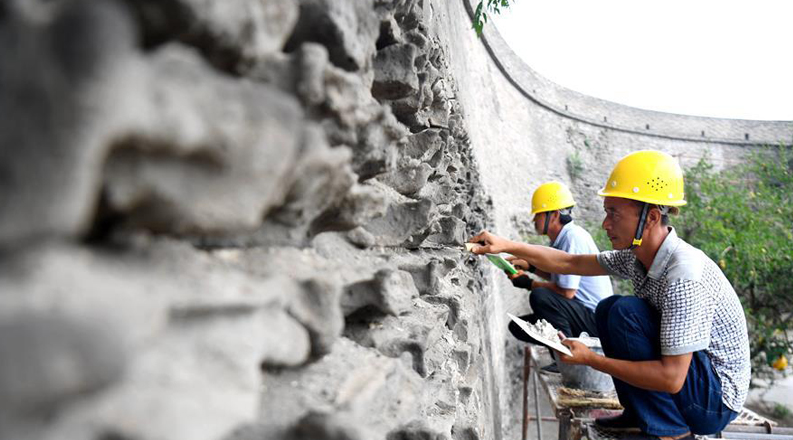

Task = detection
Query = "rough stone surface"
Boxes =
[285,0,379,72]
[103,44,305,235]
[373,43,420,100]
[362,197,438,247]
[259,338,425,439]
[270,127,358,229]
[289,278,345,358]
[0,313,126,416]
[2,0,784,439]
[123,0,300,70]
[0,0,139,247]
[342,268,419,316]
[344,298,449,377]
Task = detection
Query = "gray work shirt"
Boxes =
[551,222,613,311]
[597,227,751,412]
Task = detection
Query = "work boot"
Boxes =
[594,413,641,432]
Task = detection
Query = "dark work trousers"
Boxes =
[508,287,599,347]
[595,295,737,436]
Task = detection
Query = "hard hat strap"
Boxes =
[631,203,650,249]
[542,211,552,235]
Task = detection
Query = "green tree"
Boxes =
[472,0,514,35]
[676,147,793,376]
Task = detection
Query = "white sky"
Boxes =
[493,0,793,121]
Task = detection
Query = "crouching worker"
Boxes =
[506,182,612,371]
[469,150,750,440]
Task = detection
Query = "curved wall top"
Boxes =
[465,0,793,146]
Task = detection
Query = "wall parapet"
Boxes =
[463,0,793,147]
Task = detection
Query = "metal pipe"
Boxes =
[526,417,560,422]
[522,347,529,440]
[530,346,543,440]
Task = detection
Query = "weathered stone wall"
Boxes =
[2,1,792,440]
[0,1,499,439]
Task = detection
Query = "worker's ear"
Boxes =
[645,206,662,229]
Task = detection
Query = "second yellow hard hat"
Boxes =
[531,181,576,215]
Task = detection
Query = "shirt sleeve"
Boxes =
[596,250,634,280]
[553,273,580,290]
[659,280,714,355]
[554,231,585,290]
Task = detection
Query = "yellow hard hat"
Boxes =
[531,181,576,215]
[598,150,686,206]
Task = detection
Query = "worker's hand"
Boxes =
[506,256,529,270]
[468,230,512,255]
[506,269,525,280]
[558,338,595,366]
[509,273,533,290]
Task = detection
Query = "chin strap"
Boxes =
[542,211,552,235]
[631,203,650,249]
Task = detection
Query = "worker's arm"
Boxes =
[506,257,551,280]
[470,230,607,276]
[505,272,575,298]
[534,269,552,280]
[559,340,692,393]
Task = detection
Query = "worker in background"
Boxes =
[505,182,613,372]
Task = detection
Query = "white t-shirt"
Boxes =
[550,222,613,311]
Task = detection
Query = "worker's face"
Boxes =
[602,197,640,250]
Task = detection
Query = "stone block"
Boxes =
[0,242,318,439]
[0,313,126,416]
[346,226,377,249]
[377,16,404,50]
[270,127,358,228]
[424,216,467,246]
[0,0,138,247]
[342,269,419,317]
[373,43,419,100]
[416,181,458,206]
[398,258,456,296]
[289,278,345,358]
[451,425,480,440]
[343,299,448,377]
[260,338,422,438]
[423,294,461,329]
[288,411,364,440]
[260,308,313,368]
[353,108,403,180]
[378,159,434,196]
[452,347,471,374]
[387,420,447,440]
[285,0,379,72]
[102,45,305,236]
[403,129,447,161]
[310,183,388,234]
[296,43,330,106]
[125,0,299,69]
[394,0,431,31]
[362,198,437,247]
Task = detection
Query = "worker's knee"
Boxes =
[595,295,621,323]
[600,296,659,349]
[508,319,532,342]
[528,287,555,312]
[606,296,653,327]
